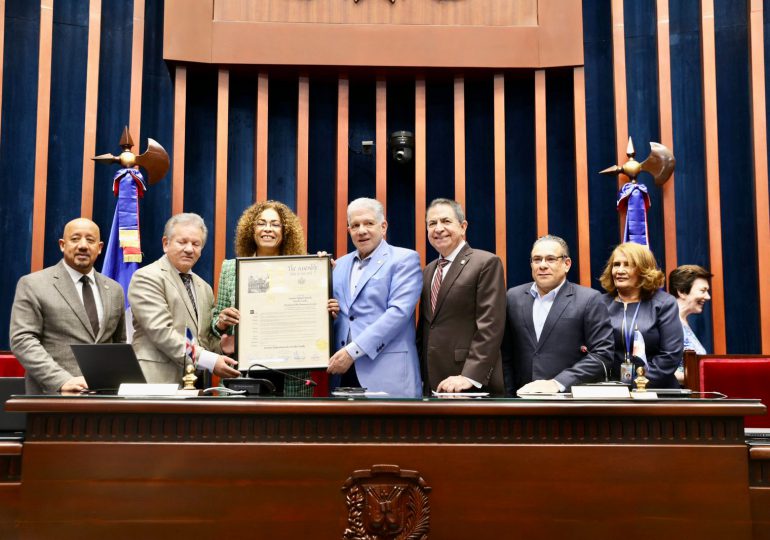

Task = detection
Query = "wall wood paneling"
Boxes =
[0,0,767,355]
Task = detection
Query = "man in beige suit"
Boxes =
[10,218,126,394]
[128,213,239,384]
[417,199,506,395]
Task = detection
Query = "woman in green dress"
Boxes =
[212,200,317,396]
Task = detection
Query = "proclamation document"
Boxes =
[235,256,332,370]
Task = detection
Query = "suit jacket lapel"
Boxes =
[350,241,389,304]
[432,243,472,317]
[520,287,538,348]
[422,258,438,321]
[52,261,96,340]
[93,272,116,341]
[537,281,573,348]
[161,256,198,329]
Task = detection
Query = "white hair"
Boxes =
[164,213,208,245]
[347,198,385,225]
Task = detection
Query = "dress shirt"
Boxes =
[529,279,566,341]
[430,241,466,283]
[528,279,567,392]
[62,263,104,326]
[345,242,379,360]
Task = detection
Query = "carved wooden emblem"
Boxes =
[342,464,431,539]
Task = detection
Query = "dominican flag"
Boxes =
[101,168,147,339]
[185,328,197,367]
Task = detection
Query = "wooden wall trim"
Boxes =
[31,0,54,272]
[376,77,387,212]
[172,66,187,214]
[128,0,145,148]
[80,0,102,219]
[213,69,229,294]
[573,67,591,287]
[493,73,507,275]
[700,0,727,354]
[415,75,426,267]
[453,76,465,206]
[297,75,309,242]
[534,69,548,237]
[611,0,629,199]
[335,75,349,258]
[749,0,770,354]
[255,72,268,202]
[656,0,677,274]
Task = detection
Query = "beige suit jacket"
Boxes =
[128,255,220,384]
[10,260,126,394]
[417,244,506,395]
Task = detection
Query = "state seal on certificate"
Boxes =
[235,255,332,370]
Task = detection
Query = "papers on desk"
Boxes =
[517,392,572,400]
[431,391,490,398]
[331,391,389,397]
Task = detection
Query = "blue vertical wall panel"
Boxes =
[714,0,760,353]
[545,68,579,274]
[183,68,217,284]
[93,0,133,272]
[504,71,537,288]
[582,0,619,290]
[669,0,713,351]
[139,0,173,265]
[267,77,297,209]
[425,77,455,263]
[0,0,40,349]
[464,75,495,254]
[307,78,337,254]
[225,71,256,259]
[624,0,665,260]
[348,78,376,203]
[386,78,415,250]
[43,1,88,268]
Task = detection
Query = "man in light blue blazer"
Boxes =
[328,198,423,398]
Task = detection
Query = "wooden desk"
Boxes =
[3,397,766,539]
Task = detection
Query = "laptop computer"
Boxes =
[70,343,147,393]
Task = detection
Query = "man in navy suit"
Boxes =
[328,198,423,398]
[502,235,614,396]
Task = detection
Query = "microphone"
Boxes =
[247,363,318,387]
[580,346,609,382]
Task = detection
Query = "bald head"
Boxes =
[60,218,103,274]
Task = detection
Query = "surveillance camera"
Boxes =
[389,131,414,164]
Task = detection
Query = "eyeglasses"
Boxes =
[530,255,567,266]
[256,221,282,230]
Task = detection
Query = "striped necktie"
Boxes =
[430,258,450,312]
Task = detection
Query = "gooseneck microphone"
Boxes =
[248,363,318,387]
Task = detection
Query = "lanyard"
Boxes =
[621,302,641,362]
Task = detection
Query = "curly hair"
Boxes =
[599,242,665,300]
[233,201,306,257]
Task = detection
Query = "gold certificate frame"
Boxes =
[235,255,332,370]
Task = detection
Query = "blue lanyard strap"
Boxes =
[621,302,641,361]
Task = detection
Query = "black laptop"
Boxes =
[70,343,147,393]
[0,377,26,432]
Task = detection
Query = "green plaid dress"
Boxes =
[213,259,314,397]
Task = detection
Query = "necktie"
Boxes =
[430,258,450,312]
[80,275,100,336]
[180,273,198,319]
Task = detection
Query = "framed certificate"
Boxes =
[235,255,332,370]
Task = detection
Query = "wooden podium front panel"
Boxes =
[5,398,763,539]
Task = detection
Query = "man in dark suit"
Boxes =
[417,199,506,395]
[10,218,126,394]
[502,235,614,395]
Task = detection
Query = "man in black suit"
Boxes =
[502,235,613,396]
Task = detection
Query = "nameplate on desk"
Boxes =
[630,391,658,400]
[118,383,179,397]
[571,384,631,399]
